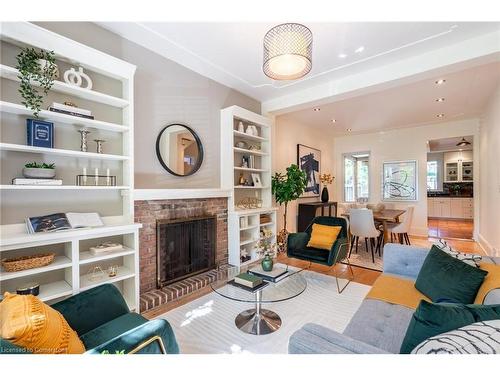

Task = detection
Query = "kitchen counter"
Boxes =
[427,196,473,219]
[427,194,473,198]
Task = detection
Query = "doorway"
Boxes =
[426,136,474,240]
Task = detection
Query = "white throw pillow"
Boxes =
[411,320,500,354]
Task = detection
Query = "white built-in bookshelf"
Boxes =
[220,106,277,266]
[0,22,140,310]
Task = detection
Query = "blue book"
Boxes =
[27,119,54,148]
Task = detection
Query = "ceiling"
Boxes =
[277,61,500,135]
[428,136,473,152]
[98,22,500,102]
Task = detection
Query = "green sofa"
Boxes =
[0,284,179,354]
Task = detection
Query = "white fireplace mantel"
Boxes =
[134,189,232,201]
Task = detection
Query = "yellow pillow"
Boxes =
[306,224,342,250]
[0,292,85,354]
[474,263,500,304]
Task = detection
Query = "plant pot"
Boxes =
[321,186,329,203]
[261,254,274,272]
[23,167,56,179]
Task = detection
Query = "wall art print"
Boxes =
[382,160,418,201]
[297,144,321,198]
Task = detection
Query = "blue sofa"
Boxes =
[288,243,500,354]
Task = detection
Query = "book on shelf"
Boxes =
[48,107,95,120]
[248,265,288,283]
[12,178,63,185]
[233,272,263,288]
[89,242,124,255]
[50,102,92,116]
[25,212,104,234]
[26,119,54,148]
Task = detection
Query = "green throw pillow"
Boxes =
[415,245,488,304]
[400,300,500,353]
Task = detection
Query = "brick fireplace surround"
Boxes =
[135,197,228,313]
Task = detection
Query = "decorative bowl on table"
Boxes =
[22,167,56,179]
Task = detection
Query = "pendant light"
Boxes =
[456,137,471,147]
[263,23,313,80]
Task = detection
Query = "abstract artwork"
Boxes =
[297,144,320,198]
[383,160,418,201]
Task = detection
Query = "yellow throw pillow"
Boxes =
[0,292,85,354]
[474,263,500,304]
[306,224,342,250]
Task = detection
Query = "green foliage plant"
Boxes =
[24,162,55,169]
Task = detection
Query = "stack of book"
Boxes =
[12,178,62,186]
[47,102,94,120]
[234,272,263,288]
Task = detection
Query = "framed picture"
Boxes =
[297,144,321,198]
[382,160,418,201]
[251,173,262,187]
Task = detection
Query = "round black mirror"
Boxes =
[156,124,204,177]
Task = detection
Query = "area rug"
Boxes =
[343,242,383,271]
[158,269,370,354]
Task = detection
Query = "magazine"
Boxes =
[26,212,104,233]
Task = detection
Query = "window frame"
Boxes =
[342,151,371,203]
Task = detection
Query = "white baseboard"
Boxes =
[478,233,498,256]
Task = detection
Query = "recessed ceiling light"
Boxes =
[436,98,445,102]
[331,119,337,123]
[437,114,445,118]
[313,107,321,112]
[347,128,352,132]
[354,46,365,53]
[338,53,347,59]
[435,79,446,85]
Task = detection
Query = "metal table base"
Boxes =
[234,289,282,335]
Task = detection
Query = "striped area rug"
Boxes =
[159,270,370,354]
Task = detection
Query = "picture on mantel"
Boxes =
[297,144,321,198]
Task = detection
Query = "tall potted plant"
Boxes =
[271,164,307,252]
[16,47,57,117]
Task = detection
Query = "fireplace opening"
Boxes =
[156,215,217,288]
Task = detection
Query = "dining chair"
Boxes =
[387,206,414,245]
[348,208,383,263]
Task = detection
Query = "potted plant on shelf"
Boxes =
[257,228,277,271]
[16,47,58,117]
[319,173,335,203]
[23,162,56,179]
[271,164,307,253]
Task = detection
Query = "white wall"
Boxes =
[333,119,480,237]
[479,84,500,256]
[272,118,335,233]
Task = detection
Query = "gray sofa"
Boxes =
[288,243,500,354]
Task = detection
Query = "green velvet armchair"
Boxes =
[0,284,179,354]
[287,216,354,293]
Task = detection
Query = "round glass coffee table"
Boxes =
[210,266,307,335]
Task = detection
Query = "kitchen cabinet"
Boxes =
[428,197,473,219]
[444,151,473,182]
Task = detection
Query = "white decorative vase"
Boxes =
[37,59,59,79]
[237,121,245,133]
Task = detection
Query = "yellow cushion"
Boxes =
[0,292,85,354]
[474,263,500,304]
[306,224,342,250]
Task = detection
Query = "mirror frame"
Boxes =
[155,123,204,177]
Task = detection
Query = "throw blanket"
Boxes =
[366,275,430,310]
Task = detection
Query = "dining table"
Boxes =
[342,209,406,243]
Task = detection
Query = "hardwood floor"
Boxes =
[144,235,486,319]
[427,218,473,240]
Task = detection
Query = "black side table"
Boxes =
[297,201,338,232]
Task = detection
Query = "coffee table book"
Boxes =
[248,265,288,282]
[227,279,269,293]
[234,272,263,288]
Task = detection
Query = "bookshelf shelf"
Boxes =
[0,101,129,133]
[0,65,129,108]
[0,22,140,308]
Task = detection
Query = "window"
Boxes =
[343,153,370,202]
[427,161,438,190]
